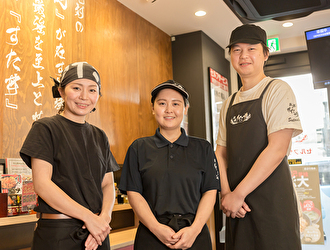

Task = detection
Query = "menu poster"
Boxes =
[290,165,324,244]
[5,158,31,175]
[1,174,22,216]
[21,175,37,212]
[209,67,229,149]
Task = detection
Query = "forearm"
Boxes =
[34,176,94,221]
[215,145,231,194]
[234,147,284,198]
[32,157,102,222]
[100,172,116,223]
[127,191,160,232]
[234,129,293,199]
[191,190,217,232]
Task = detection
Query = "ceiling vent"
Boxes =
[223,0,330,23]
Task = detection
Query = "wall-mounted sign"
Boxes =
[209,67,229,149]
[288,159,302,165]
[267,37,280,53]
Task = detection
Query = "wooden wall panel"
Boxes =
[0,0,173,163]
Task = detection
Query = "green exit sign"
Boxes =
[267,37,280,52]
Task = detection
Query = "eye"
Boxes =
[89,89,97,93]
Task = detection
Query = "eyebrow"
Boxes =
[156,98,183,103]
[72,82,98,88]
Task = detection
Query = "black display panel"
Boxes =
[305,26,330,89]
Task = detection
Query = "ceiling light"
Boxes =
[195,11,206,17]
[282,22,293,28]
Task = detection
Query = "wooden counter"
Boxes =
[110,227,136,249]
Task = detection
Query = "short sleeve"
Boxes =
[216,96,232,147]
[102,131,120,173]
[201,143,221,193]
[20,121,54,168]
[263,80,303,138]
[118,141,143,195]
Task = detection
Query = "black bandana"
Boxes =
[51,62,101,98]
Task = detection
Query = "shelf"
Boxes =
[113,203,132,212]
[109,227,136,249]
[0,214,37,227]
[0,204,131,227]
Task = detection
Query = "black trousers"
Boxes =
[31,218,110,250]
[134,214,212,250]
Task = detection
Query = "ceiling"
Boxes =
[117,0,330,58]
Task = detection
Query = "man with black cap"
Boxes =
[119,80,220,250]
[215,24,302,249]
[20,62,120,250]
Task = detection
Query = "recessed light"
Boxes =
[283,22,293,28]
[195,10,206,17]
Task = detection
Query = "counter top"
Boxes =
[0,204,132,227]
[110,227,136,249]
[0,214,37,226]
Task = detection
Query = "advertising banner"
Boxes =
[291,165,324,244]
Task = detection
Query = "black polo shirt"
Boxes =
[119,128,220,216]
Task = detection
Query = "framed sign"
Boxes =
[291,165,324,245]
[209,67,229,149]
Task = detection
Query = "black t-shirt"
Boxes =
[119,128,220,216]
[20,114,120,214]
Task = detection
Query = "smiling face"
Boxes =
[58,79,99,123]
[230,43,269,83]
[152,88,187,134]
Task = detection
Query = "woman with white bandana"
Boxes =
[20,62,119,250]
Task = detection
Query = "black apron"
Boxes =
[225,80,301,250]
[32,218,110,250]
[134,214,212,250]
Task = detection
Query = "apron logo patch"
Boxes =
[230,112,251,125]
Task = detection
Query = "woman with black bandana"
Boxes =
[119,80,220,250]
[20,62,119,250]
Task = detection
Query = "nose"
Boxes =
[165,105,173,113]
[239,49,248,59]
[79,89,88,100]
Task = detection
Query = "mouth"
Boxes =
[76,103,90,109]
[240,62,251,66]
[164,116,175,120]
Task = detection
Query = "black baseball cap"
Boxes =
[151,80,189,104]
[227,24,267,48]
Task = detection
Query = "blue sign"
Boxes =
[306,26,330,40]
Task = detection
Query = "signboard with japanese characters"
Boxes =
[1,0,86,157]
[291,165,324,245]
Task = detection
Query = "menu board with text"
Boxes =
[291,165,324,244]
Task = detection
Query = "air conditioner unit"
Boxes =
[223,0,330,23]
